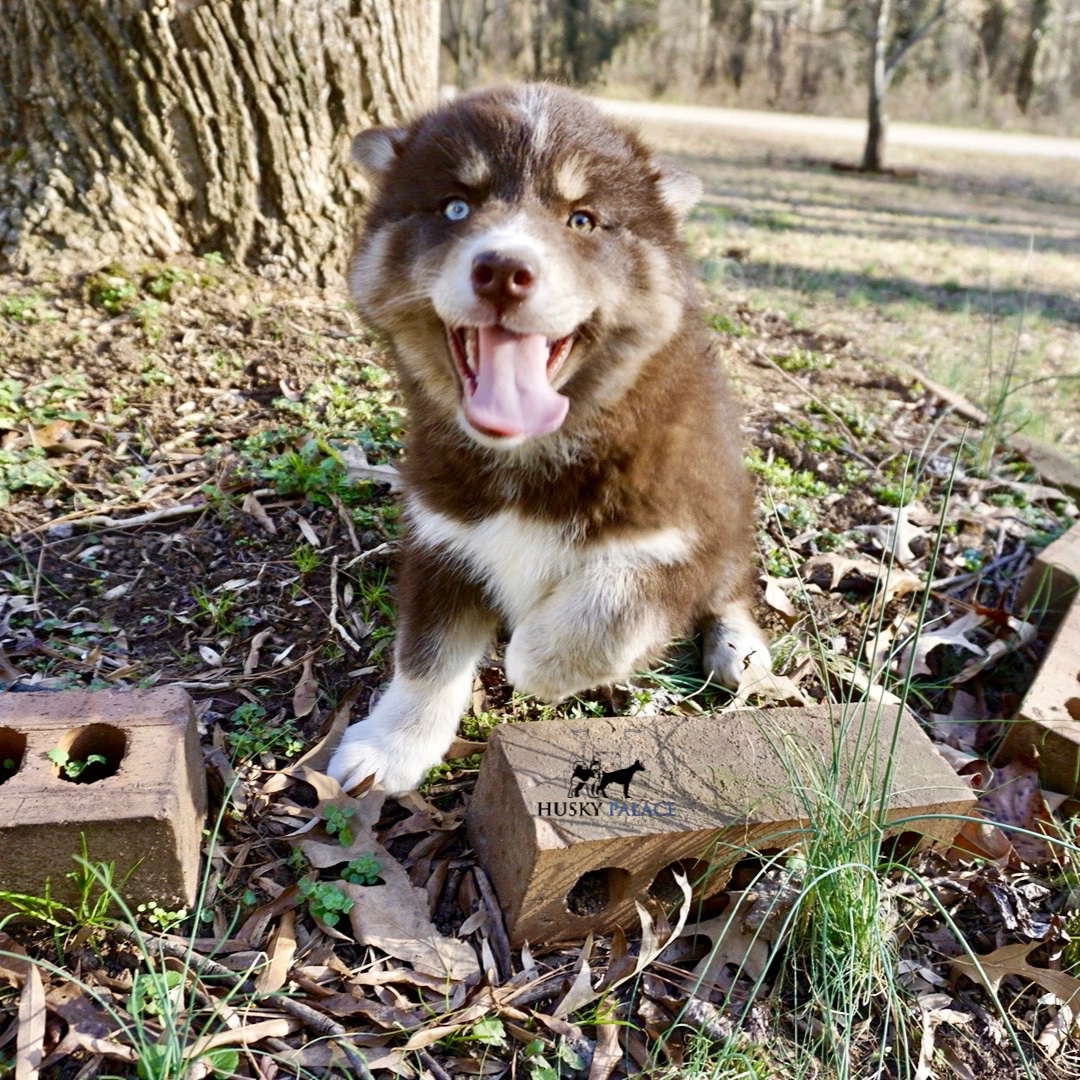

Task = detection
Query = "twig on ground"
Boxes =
[473,866,514,984]
[343,541,397,571]
[419,1049,454,1080]
[25,503,207,535]
[929,548,1026,593]
[329,554,364,653]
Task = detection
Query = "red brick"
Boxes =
[996,594,1080,794]
[0,687,206,910]
[466,704,974,946]
[1017,522,1080,626]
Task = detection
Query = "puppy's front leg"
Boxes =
[505,562,675,702]
[327,549,495,795]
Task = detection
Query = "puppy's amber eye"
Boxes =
[567,209,596,233]
[443,198,470,222]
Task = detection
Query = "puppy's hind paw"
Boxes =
[703,615,772,690]
[326,726,440,797]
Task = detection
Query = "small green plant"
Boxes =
[135,900,190,932]
[0,841,122,936]
[292,543,322,575]
[322,804,357,846]
[341,854,382,886]
[226,702,305,761]
[202,251,226,265]
[298,877,354,927]
[86,271,138,314]
[190,586,239,635]
[142,265,193,301]
[1,292,51,323]
[47,747,107,779]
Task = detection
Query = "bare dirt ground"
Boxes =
[0,186,1079,1076]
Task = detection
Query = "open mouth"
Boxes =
[446,325,574,440]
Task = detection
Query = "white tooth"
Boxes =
[466,328,478,374]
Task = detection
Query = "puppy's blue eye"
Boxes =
[443,199,470,221]
[567,210,596,233]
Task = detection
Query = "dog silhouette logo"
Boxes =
[568,756,646,799]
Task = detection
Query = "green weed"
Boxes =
[323,804,357,846]
[46,747,108,780]
[340,855,382,886]
[298,877,353,927]
[86,270,138,314]
[226,702,305,761]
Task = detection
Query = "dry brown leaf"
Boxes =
[916,993,971,1080]
[307,825,479,981]
[952,816,1014,864]
[857,503,929,565]
[589,1021,622,1080]
[16,963,45,1080]
[241,492,277,534]
[292,654,318,718]
[951,940,1080,1011]
[243,627,273,675]
[901,612,985,678]
[975,756,1057,865]
[762,575,797,623]
[445,737,488,760]
[954,617,1036,684]
[555,874,693,1019]
[296,515,320,548]
[676,891,779,999]
[198,643,223,668]
[253,910,296,993]
[801,552,882,590]
[187,1017,300,1057]
[731,662,807,707]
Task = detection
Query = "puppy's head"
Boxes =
[351,84,701,450]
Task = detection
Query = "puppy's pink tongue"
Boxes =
[465,326,569,438]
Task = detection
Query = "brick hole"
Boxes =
[728,850,783,891]
[881,831,922,861]
[1067,698,1080,722]
[648,858,713,914]
[565,866,630,917]
[53,723,127,784]
[0,727,27,786]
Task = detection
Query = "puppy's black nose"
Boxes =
[472,252,536,303]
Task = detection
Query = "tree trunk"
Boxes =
[1016,0,1053,112]
[0,0,440,285]
[862,0,891,171]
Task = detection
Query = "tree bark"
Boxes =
[0,0,440,285]
[1016,0,1052,112]
[862,0,891,171]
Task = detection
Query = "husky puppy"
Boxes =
[328,84,769,795]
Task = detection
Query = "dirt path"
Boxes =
[596,97,1080,161]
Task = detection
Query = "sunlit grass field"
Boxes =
[641,119,1080,455]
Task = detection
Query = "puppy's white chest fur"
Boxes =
[407,495,692,626]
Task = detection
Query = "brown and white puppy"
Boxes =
[328,84,769,795]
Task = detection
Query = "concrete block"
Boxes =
[1017,523,1080,627]
[466,704,975,946]
[0,687,207,910]
[996,594,1080,794]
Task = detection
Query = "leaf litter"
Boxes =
[0,269,1078,1075]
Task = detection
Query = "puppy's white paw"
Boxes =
[704,614,771,690]
[325,671,472,796]
[327,724,444,796]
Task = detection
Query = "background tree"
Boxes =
[858,0,950,170]
[0,0,440,285]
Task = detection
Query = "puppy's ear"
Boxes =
[653,157,703,220]
[351,127,407,179]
